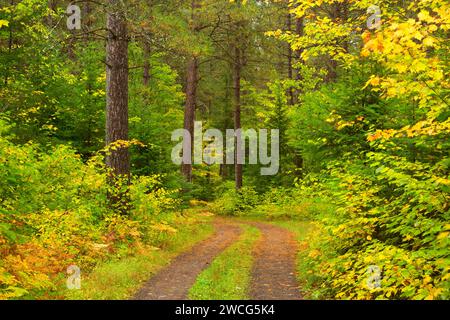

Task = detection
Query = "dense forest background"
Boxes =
[0,0,449,300]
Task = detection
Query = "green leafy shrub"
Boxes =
[210,182,260,216]
[0,119,186,299]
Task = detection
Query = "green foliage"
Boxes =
[268,0,450,299]
[0,0,448,302]
[0,119,188,299]
[210,182,260,216]
[128,49,185,176]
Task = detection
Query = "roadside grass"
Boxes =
[64,210,214,300]
[188,224,261,300]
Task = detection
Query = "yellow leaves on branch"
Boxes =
[364,76,380,88]
[361,31,384,57]
[362,17,439,58]
[0,20,9,29]
[417,10,437,24]
[368,118,450,142]
[360,2,449,110]
[367,129,395,142]
[103,139,146,154]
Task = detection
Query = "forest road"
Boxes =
[133,218,301,300]
[133,219,241,300]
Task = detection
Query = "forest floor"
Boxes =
[133,216,303,300]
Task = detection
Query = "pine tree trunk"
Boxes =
[234,46,243,190]
[294,14,305,176]
[286,12,295,106]
[295,16,304,83]
[182,56,199,182]
[326,3,348,82]
[181,0,200,183]
[143,40,151,86]
[106,0,130,212]
[83,1,92,42]
[5,0,14,85]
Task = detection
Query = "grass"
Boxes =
[64,210,214,300]
[188,224,261,300]
[269,220,315,242]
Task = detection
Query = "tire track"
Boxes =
[248,222,302,300]
[133,220,241,300]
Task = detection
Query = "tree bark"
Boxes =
[294,14,305,176]
[106,0,130,187]
[295,16,304,81]
[83,1,93,42]
[325,2,348,83]
[181,0,200,183]
[143,39,151,86]
[182,56,199,182]
[234,46,243,190]
[5,0,14,85]
[286,12,295,106]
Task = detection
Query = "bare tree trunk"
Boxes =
[286,12,295,106]
[83,1,92,42]
[295,16,304,83]
[294,14,305,176]
[106,0,130,212]
[182,0,200,183]
[143,39,151,86]
[182,56,199,182]
[325,2,348,83]
[220,74,232,179]
[234,46,243,190]
[5,0,14,85]
[143,1,153,86]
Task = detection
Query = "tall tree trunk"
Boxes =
[182,0,200,182]
[286,12,295,106]
[294,14,305,176]
[143,39,151,86]
[83,1,92,42]
[295,16,304,83]
[5,0,14,85]
[325,2,348,83]
[106,0,130,212]
[182,56,199,182]
[234,46,243,190]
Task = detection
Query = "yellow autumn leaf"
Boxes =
[0,20,9,29]
[423,37,435,47]
[428,24,438,32]
[437,232,449,240]
[417,10,436,23]
[308,249,321,258]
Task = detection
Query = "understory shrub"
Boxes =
[0,120,185,299]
